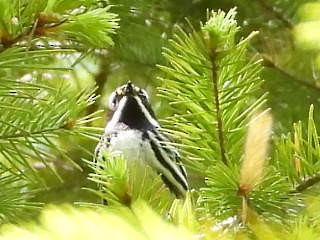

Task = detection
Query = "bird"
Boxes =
[95,81,188,198]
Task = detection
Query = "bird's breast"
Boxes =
[108,130,150,163]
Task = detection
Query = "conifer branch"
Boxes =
[209,52,228,165]
[159,9,266,175]
[0,170,41,223]
[0,127,63,140]
[85,152,173,212]
[1,5,118,50]
[0,17,66,51]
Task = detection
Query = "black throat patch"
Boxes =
[116,96,156,130]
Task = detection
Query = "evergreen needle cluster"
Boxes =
[0,0,118,222]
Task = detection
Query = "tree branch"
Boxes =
[86,57,110,115]
[0,126,70,140]
[253,2,320,92]
[258,0,293,29]
[0,15,66,51]
[210,52,228,166]
[291,174,320,193]
[262,55,320,93]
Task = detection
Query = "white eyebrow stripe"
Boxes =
[133,96,160,128]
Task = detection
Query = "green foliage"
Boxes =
[0,0,119,223]
[83,7,301,230]
[1,0,320,239]
[200,163,240,219]
[273,105,320,192]
[156,7,304,225]
[0,47,74,69]
[158,9,265,172]
[0,73,99,181]
[82,6,316,232]
[85,152,174,213]
[0,0,119,49]
[0,170,41,223]
[0,203,195,240]
[250,169,297,221]
[1,200,320,240]
[56,7,119,48]
[44,0,97,13]
[168,192,198,231]
[109,0,170,66]
[66,1,320,239]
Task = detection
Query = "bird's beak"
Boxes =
[124,81,134,95]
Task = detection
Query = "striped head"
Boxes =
[107,82,159,131]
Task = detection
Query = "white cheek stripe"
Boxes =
[105,96,128,132]
[133,96,160,128]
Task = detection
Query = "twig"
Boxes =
[258,0,293,29]
[254,1,320,92]
[291,174,320,193]
[0,127,67,140]
[209,51,228,166]
[86,57,110,115]
[262,55,320,93]
[0,16,67,52]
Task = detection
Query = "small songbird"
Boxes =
[95,81,188,197]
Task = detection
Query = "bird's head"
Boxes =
[109,81,149,111]
[107,81,158,130]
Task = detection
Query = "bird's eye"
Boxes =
[139,89,149,102]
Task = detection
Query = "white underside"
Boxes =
[107,129,167,196]
[108,130,153,165]
[106,129,187,195]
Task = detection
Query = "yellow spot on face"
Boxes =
[134,86,140,92]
